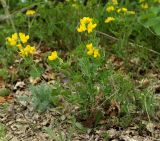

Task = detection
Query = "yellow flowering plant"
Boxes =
[63,16,108,119]
[6,32,35,57]
[77,17,97,33]
[48,51,58,61]
[63,38,108,121]
[47,51,64,71]
[102,0,138,58]
[5,32,44,78]
[1,0,159,130]
[25,9,37,34]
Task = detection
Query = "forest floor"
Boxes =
[0,54,160,141]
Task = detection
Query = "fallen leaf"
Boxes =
[140,79,150,87]
[29,77,41,85]
[0,94,13,104]
[106,100,120,117]
[0,96,6,103]
[13,81,25,90]
[146,122,154,133]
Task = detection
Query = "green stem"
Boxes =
[0,0,17,32]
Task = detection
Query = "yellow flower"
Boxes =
[19,33,29,43]
[86,43,100,58]
[6,33,18,46]
[117,7,128,13]
[127,11,136,15]
[48,51,58,61]
[122,8,128,12]
[93,49,100,58]
[77,23,86,32]
[112,0,118,5]
[105,17,115,23]
[87,49,94,56]
[26,10,36,16]
[86,43,93,50]
[81,17,92,24]
[86,43,94,55]
[19,49,27,57]
[141,3,148,9]
[6,37,17,46]
[11,33,18,41]
[25,45,36,54]
[117,8,121,13]
[19,45,36,57]
[106,6,115,13]
[87,22,97,33]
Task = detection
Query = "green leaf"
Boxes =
[143,17,160,28]
[150,7,160,15]
[0,88,10,97]
[153,23,160,35]
[29,66,44,78]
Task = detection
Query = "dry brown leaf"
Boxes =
[0,96,6,103]
[106,100,120,117]
[5,95,14,102]
[108,54,124,70]
[140,79,150,87]
[146,122,154,133]
[42,70,55,81]
[0,95,13,104]
[29,77,41,85]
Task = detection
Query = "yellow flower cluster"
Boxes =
[19,33,29,43]
[6,33,36,57]
[77,17,97,33]
[139,0,148,9]
[26,10,36,16]
[117,7,128,13]
[141,3,148,9]
[105,17,115,23]
[48,51,58,61]
[19,45,36,57]
[154,0,160,3]
[106,6,115,13]
[6,33,29,47]
[117,7,135,15]
[86,43,100,58]
[105,1,136,23]
[112,0,118,5]
[6,33,18,46]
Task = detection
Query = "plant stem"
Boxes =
[0,0,17,32]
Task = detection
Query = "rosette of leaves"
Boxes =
[30,83,63,112]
